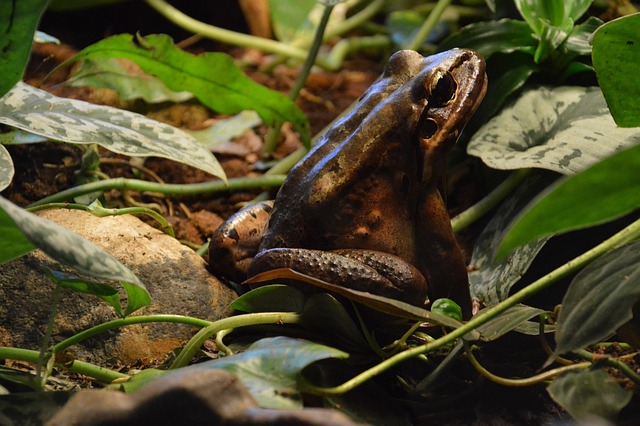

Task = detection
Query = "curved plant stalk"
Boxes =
[27,175,287,207]
[144,0,314,63]
[27,203,176,238]
[404,0,453,51]
[0,347,128,383]
[451,169,531,232]
[51,315,214,355]
[263,2,336,154]
[574,349,640,385]
[145,0,386,71]
[170,312,303,369]
[215,328,234,356]
[302,218,640,395]
[464,341,591,386]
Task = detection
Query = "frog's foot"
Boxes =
[248,248,428,306]
[208,201,274,283]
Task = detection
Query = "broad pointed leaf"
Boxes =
[63,34,310,147]
[468,86,640,175]
[0,196,149,315]
[555,240,640,356]
[245,269,472,334]
[548,370,632,421]
[497,144,640,258]
[592,13,640,127]
[469,174,552,305]
[66,58,194,103]
[196,336,348,409]
[0,82,225,180]
[0,145,14,192]
[0,0,49,96]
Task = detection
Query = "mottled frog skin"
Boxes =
[210,49,487,317]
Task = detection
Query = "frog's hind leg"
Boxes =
[248,248,427,306]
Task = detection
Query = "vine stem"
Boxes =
[404,0,453,51]
[144,0,314,63]
[0,347,129,383]
[451,169,531,232]
[170,312,302,369]
[303,217,640,395]
[27,175,287,207]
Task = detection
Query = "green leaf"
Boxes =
[438,19,536,59]
[0,0,49,96]
[301,293,370,352]
[0,201,36,263]
[188,111,262,151]
[465,52,538,131]
[430,299,462,322]
[468,86,640,175]
[554,240,640,356]
[547,369,632,421]
[65,33,311,146]
[245,269,472,334]
[43,268,123,316]
[592,13,640,127]
[270,0,316,44]
[0,145,14,192]
[0,196,150,315]
[196,336,348,409]
[469,174,552,305]
[497,145,640,259]
[0,82,225,180]
[231,284,306,313]
[475,305,544,342]
[66,58,194,103]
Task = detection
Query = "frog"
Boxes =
[209,48,487,318]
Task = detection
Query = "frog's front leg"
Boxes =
[248,248,428,306]
[209,200,273,283]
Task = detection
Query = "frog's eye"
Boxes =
[429,71,457,107]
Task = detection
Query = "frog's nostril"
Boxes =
[419,118,438,139]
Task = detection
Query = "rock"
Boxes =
[46,368,362,426]
[0,209,237,368]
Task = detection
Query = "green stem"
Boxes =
[263,3,335,154]
[27,203,176,238]
[265,148,308,176]
[303,217,640,395]
[36,285,62,389]
[52,315,213,354]
[27,175,287,207]
[0,347,128,383]
[404,0,453,51]
[466,341,591,386]
[143,0,324,65]
[170,312,302,369]
[574,349,640,385]
[451,169,531,232]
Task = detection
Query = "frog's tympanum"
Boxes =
[210,49,487,318]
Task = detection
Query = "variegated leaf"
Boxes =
[0,145,14,191]
[0,196,149,315]
[469,174,553,305]
[0,82,225,180]
[468,86,640,175]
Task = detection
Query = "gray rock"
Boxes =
[46,368,362,426]
[0,209,237,368]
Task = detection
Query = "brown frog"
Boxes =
[210,49,487,318]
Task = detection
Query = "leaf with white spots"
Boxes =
[0,82,225,180]
[468,86,640,175]
[0,145,13,191]
[0,196,149,316]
